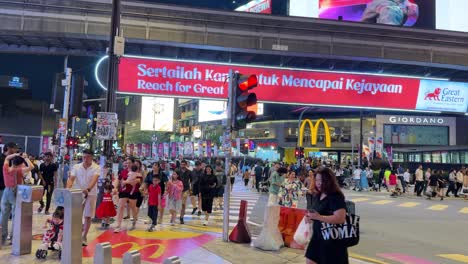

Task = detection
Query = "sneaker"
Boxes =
[147,224,155,232]
[44,211,50,215]
[197,211,202,216]
[113,227,121,233]
[191,207,198,215]
[37,206,44,213]
[170,219,175,226]
[180,217,184,225]
[203,220,208,226]
[123,215,130,220]
[82,237,88,247]
[129,221,137,231]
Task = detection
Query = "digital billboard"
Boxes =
[235,0,272,14]
[198,100,264,122]
[140,96,174,132]
[289,0,436,29]
[436,0,468,32]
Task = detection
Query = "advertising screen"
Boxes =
[113,56,468,113]
[384,124,448,146]
[436,0,468,32]
[198,100,264,122]
[289,0,436,29]
[235,0,272,14]
[140,96,174,131]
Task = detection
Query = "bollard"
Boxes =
[229,200,251,243]
[253,205,284,251]
[163,256,181,264]
[122,250,141,264]
[94,242,112,264]
[54,188,83,264]
[12,185,44,256]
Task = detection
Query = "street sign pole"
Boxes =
[58,57,72,188]
[222,69,234,242]
[103,0,121,158]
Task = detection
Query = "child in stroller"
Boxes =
[36,206,64,259]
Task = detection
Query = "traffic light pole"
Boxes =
[103,0,121,158]
[222,69,234,242]
[57,57,72,188]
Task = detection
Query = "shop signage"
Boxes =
[298,119,331,148]
[97,56,468,113]
[96,112,118,140]
[387,116,447,125]
[235,0,272,14]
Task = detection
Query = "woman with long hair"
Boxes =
[199,165,218,226]
[305,167,348,264]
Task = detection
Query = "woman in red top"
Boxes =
[113,157,141,233]
[389,170,398,197]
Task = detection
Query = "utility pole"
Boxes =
[103,0,122,158]
[57,56,72,188]
[359,110,363,168]
[222,69,234,242]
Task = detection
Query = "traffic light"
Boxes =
[66,137,79,149]
[295,147,300,158]
[299,147,305,159]
[233,73,258,130]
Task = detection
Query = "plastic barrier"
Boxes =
[94,242,112,264]
[54,188,83,264]
[123,250,141,264]
[163,256,182,264]
[229,200,251,243]
[278,207,307,249]
[253,205,284,251]
[11,185,44,255]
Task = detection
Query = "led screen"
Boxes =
[198,100,264,122]
[436,0,468,32]
[141,96,174,132]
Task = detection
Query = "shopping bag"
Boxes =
[319,213,360,248]
[293,216,313,246]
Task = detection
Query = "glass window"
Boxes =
[423,152,432,163]
[461,151,468,164]
[450,151,460,164]
[408,153,421,163]
[383,125,449,146]
[440,151,449,164]
[432,152,441,163]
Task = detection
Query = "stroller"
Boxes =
[36,207,64,260]
[259,176,270,193]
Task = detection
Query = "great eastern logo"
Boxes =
[424,88,441,101]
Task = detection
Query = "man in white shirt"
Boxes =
[414,165,424,196]
[67,149,99,246]
[353,167,362,191]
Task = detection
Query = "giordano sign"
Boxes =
[298,119,331,148]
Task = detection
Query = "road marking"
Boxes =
[398,202,420,208]
[427,204,448,211]
[370,200,394,205]
[351,198,370,202]
[459,207,468,214]
[437,254,468,263]
[378,253,438,264]
[349,253,390,264]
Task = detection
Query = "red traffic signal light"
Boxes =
[295,147,300,158]
[66,137,79,148]
[233,73,258,130]
[238,74,258,91]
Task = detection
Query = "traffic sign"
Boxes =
[96,112,118,140]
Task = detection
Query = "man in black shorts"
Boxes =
[38,152,58,215]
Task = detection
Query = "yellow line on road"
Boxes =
[459,207,468,214]
[351,198,371,202]
[349,253,390,264]
[397,202,420,208]
[370,200,394,205]
[427,204,449,211]
[437,254,468,263]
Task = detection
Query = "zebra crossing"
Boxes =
[349,196,468,214]
[182,178,262,232]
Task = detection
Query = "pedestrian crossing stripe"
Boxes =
[427,204,448,211]
[459,207,468,214]
[351,198,371,202]
[397,202,420,208]
[437,254,468,263]
[370,200,394,205]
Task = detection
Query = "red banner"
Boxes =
[118,56,424,110]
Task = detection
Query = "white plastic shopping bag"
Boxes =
[293,216,313,246]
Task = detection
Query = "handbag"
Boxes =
[463,187,468,194]
[293,216,313,246]
[319,213,360,248]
